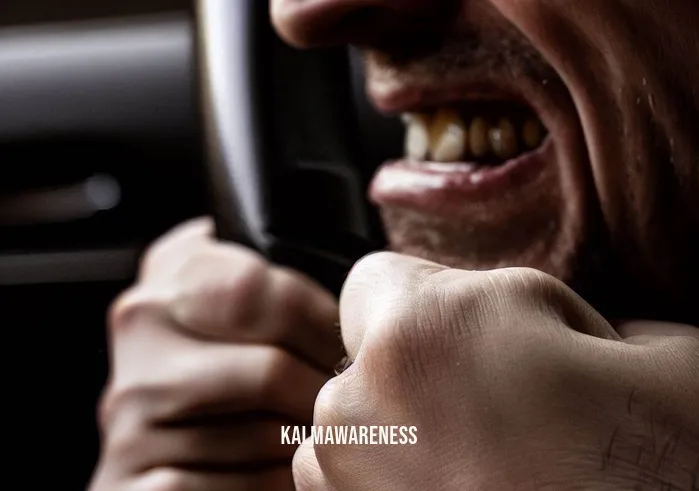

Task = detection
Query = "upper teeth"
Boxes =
[403,113,431,161]
[402,109,545,163]
[489,118,518,160]
[523,118,544,150]
[429,109,468,162]
[469,117,489,158]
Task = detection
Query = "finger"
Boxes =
[105,340,329,426]
[150,217,215,249]
[162,245,342,370]
[293,438,332,491]
[128,466,295,491]
[264,267,343,370]
[139,217,215,282]
[339,252,446,361]
[106,417,298,473]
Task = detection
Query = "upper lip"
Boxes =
[364,69,565,139]
[368,77,532,115]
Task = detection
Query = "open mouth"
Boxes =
[401,102,548,169]
[360,26,587,276]
[369,88,556,215]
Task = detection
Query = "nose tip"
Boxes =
[271,0,456,49]
[270,0,350,47]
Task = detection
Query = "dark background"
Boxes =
[0,0,189,25]
[0,1,207,487]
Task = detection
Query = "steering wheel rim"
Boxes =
[195,0,397,294]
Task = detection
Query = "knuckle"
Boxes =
[228,254,270,301]
[346,251,401,287]
[356,250,402,270]
[436,268,560,319]
[489,267,560,299]
[108,287,169,335]
[269,269,305,322]
[98,384,142,430]
[273,268,308,313]
[489,268,578,325]
[97,383,117,431]
[103,416,147,463]
[136,468,189,491]
[99,380,171,431]
[177,245,268,293]
[138,235,186,281]
[139,241,166,277]
[267,268,320,338]
[372,315,420,358]
[354,298,438,378]
[292,445,323,491]
[371,280,449,359]
[137,219,212,277]
[257,347,297,403]
[313,377,345,427]
[364,322,435,392]
[172,247,270,331]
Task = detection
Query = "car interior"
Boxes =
[1,2,203,487]
[0,1,399,487]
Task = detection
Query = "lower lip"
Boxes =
[369,139,553,215]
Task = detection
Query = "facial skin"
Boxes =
[271,0,699,326]
[88,4,699,489]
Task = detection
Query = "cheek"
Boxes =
[487,0,686,76]
[486,0,593,66]
[487,0,561,39]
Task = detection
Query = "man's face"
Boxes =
[270,0,699,323]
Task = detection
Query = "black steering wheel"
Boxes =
[195,0,401,296]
